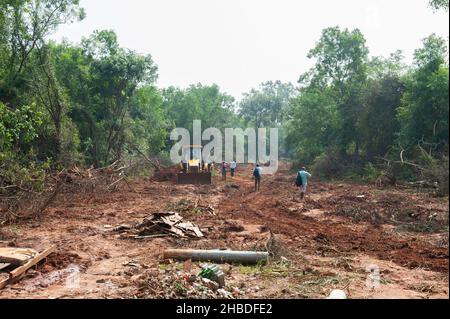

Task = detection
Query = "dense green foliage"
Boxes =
[0,0,448,193]
[429,0,449,11]
[285,27,448,185]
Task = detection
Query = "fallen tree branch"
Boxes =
[0,185,41,194]
[127,144,161,172]
[107,176,125,190]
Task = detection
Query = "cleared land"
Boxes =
[0,164,448,299]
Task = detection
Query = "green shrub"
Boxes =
[0,151,50,193]
[362,162,380,182]
[311,148,345,179]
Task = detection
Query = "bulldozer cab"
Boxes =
[178,145,212,185]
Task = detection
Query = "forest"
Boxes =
[1,0,449,200]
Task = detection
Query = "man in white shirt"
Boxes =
[230,160,237,178]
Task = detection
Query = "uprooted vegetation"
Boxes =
[324,190,449,233]
[0,159,157,224]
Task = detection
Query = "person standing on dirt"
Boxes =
[221,162,228,181]
[230,160,237,178]
[297,167,312,199]
[253,164,263,192]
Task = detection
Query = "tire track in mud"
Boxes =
[218,175,449,274]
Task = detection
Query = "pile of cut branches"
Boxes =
[0,159,144,224]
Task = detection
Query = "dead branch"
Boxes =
[127,144,161,172]
[107,176,125,190]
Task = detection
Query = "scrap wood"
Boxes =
[194,198,216,215]
[125,212,204,239]
[113,224,132,232]
[197,204,216,215]
[0,273,8,283]
[0,246,56,290]
[177,221,204,238]
[147,212,203,238]
[0,263,11,271]
[0,248,38,266]
[133,234,170,240]
[138,214,185,238]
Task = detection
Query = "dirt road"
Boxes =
[0,166,448,299]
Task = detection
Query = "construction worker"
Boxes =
[253,164,263,192]
[221,162,228,181]
[297,166,312,199]
[230,160,237,178]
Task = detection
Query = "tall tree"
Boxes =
[306,27,369,156]
[429,0,449,11]
[356,52,406,160]
[128,85,170,156]
[239,81,295,128]
[0,0,84,105]
[163,84,237,134]
[397,34,449,155]
[286,86,338,162]
[80,30,159,165]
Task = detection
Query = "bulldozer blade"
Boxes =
[177,173,212,185]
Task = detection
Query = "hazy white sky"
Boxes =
[52,0,449,99]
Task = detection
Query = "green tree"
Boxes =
[397,34,449,154]
[239,81,295,158]
[80,30,159,166]
[128,85,170,156]
[0,102,43,151]
[359,77,404,160]
[286,86,338,162]
[306,27,369,156]
[0,0,84,105]
[429,0,449,11]
[357,52,406,160]
[239,81,295,128]
[47,41,94,163]
[163,83,237,134]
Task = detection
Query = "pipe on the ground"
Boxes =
[163,249,269,264]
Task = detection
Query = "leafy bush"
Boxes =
[428,156,449,196]
[311,148,346,179]
[0,151,51,193]
[0,103,44,151]
[362,163,380,182]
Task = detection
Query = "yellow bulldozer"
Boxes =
[177,145,212,185]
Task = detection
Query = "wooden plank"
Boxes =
[0,248,38,266]
[0,263,11,271]
[0,273,9,289]
[133,234,170,240]
[0,246,56,290]
[9,246,56,278]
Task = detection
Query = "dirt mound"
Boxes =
[221,221,245,233]
[38,252,86,273]
[0,229,14,241]
[152,166,180,182]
